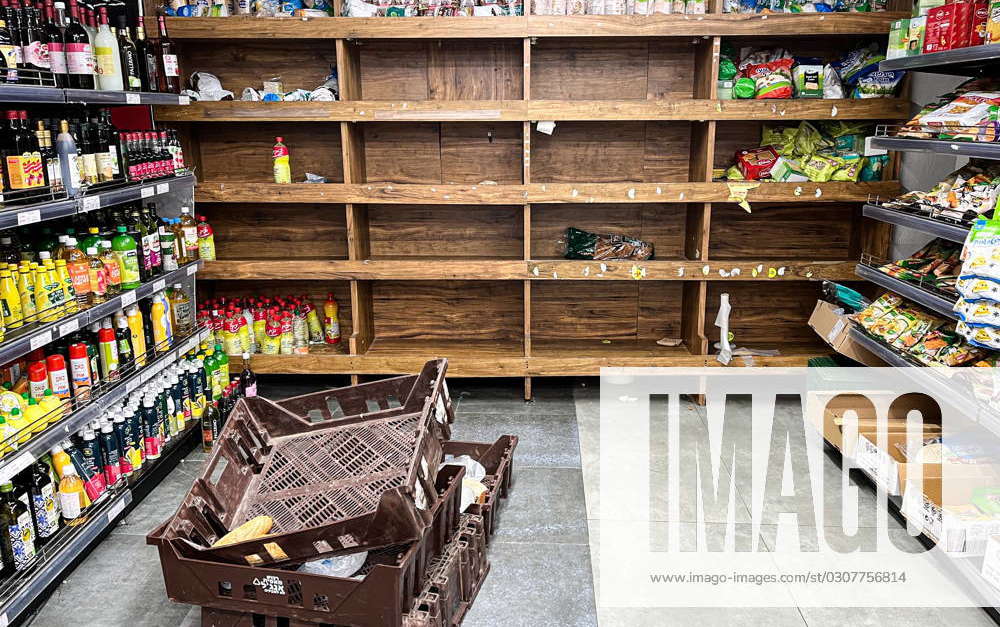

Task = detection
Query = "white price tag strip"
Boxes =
[0,611,8,627]
[0,452,34,483]
[16,209,40,226]
[178,95,190,105]
[121,291,137,307]
[106,497,127,523]
[187,264,197,276]
[153,279,166,292]
[126,378,139,394]
[156,183,169,195]
[125,92,141,104]
[58,319,80,337]
[81,196,100,212]
[30,330,53,351]
[141,186,155,198]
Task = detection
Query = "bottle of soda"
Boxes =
[239,352,256,398]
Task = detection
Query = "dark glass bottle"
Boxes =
[154,15,177,93]
[0,14,18,83]
[0,481,36,575]
[133,15,154,92]
[63,0,91,89]
[28,461,59,547]
[19,1,44,75]
[3,0,24,72]
[115,14,137,90]
[41,0,64,86]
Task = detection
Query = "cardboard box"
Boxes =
[889,18,911,58]
[908,476,1000,555]
[971,0,989,45]
[810,392,941,453]
[925,2,975,53]
[908,15,928,54]
[808,300,884,368]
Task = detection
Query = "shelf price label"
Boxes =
[141,186,155,199]
[125,92,141,104]
[81,196,101,212]
[153,279,166,292]
[178,95,190,105]
[16,209,40,226]
[187,264,198,276]
[126,377,140,394]
[58,319,79,337]
[0,452,35,484]
[120,290,137,307]
[106,497,127,523]
[156,183,169,195]
[29,330,52,351]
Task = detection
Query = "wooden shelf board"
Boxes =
[199,258,856,281]
[230,338,824,376]
[194,181,901,205]
[155,99,908,123]
[164,13,905,40]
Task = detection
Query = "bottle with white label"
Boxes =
[93,7,122,91]
[0,481,36,575]
[55,119,81,197]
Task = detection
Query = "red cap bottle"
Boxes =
[28,361,48,400]
[45,354,71,399]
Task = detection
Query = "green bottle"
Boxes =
[0,481,36,576]
[35,228,58,258]
[111,226,141,290]
[214,343,230,387]
[204,348,222,402]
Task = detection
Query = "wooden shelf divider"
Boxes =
[164,13,903,382]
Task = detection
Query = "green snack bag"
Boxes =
[733,77,756,99]
[793,121,832,157]
[833,134,863,153]
[760,125,796,155]
[801,154,840,182]
[725,165,745,181]
[719,56,738,81]
[831,154,863,182]
[860,155,888,181]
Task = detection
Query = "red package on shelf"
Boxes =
[971,0,989,45]
[925,1,975,52]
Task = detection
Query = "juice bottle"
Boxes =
[196,214,215,261]
[0,416,13,457]
[85,247,107,305]
[126,305,147,367]
[54,259,76,315]
[43,258,64,318]
[111,226,140,290]
[214,343,230,386]
[0,270,22,330]
[0,481,37,573]
[79,227,101,253]
[17,265,35,324]
[97,326,119,381]
[324,293,341,344]
[272,136,291,184]
[40,390,64,427]
[179,207,199,262]
[168,283,192,335]
[56,465,85,525]
[99,240,121,296]
[170,219,187,266]
[262,315,281,354]
[114,315,134,372]
[253,306,267,348]
[64,237,90,309]
[150,292,173,352]
[303,298,323,343]
[29,461,60,546]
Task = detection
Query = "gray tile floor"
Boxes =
[19,378,1000,627]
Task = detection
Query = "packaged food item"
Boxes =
[925,1,975,52]
[955,297,1000,325]
[733,77,756,99]
[735,146,779,180]
[564,227,653,261]
[860,155,888,181]
[743,58,794,99]
[801,154,840,182]
[831,154,863,182]
[791,65,823,98]
[823,64,845,98]
[853,68,906,98]
[918,92,1000,131]
[718,80,734,100]
[888,18,910,59]
[719,54,738,81]
[957,275,1000,300]
[988,0,1000,43]
[760,124,797,155]
[892,309,945,349]
[958,319,1000,349]
[769,156,809,182]
[972,0,989,45]
[908,15,928,54]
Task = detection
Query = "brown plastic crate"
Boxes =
[151,392,444,567]
[152,466,466,627]
[277,359,456,439]
[441,436,517,541]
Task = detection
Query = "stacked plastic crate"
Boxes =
[146,359,517,627]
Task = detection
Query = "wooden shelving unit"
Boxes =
[155,7,906,392]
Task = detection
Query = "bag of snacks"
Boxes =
[801,154,840,182]
[564,227,653,261]
[744,58,794,99]
[853,293,902,329]
[735,146,779,179]
[831,154,863,182]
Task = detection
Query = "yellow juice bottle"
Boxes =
[39,389,62,427]
[33,265,55,323]
[0,270,22,330]
[0,416,15,457]
[7,407,30,444]
[17,265,35,324]
[55,259,76,315]
[126,305,147,367]
[42,258,63,319]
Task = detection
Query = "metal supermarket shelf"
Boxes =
[869,136,1000,159]
[0,84,189,106]
[854,263,959,320]
[879,43,1000,75]
[862,204,971,244]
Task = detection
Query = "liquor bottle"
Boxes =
[93,6,121,91]
[115,15,137,90]
[3,0,23,72]
[239,352,256,397]
[167,128,184,172]
[155,15,177,94]
[0,15,18,83]
[134,15,155,92]
[98,109,120,177]
[20,1,44,74]
[83,6,96,83]
[42,0,64,86]
[35,120,60,192]
[93,116,112,182]
[54,119,80,195]
[77,121,96,185]
[64,0,92,89]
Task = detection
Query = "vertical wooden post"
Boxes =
[523,37,532,401]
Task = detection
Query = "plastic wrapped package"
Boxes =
[564,227,654,261]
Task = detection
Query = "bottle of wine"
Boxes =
[20,0,45,75]
[93,6,121,91]
[133,15,155,92]
[63,0,92,89]
[115,14,138,91]
[0,14,18,83]
[42,0,65,87]
[155,15,177,94]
